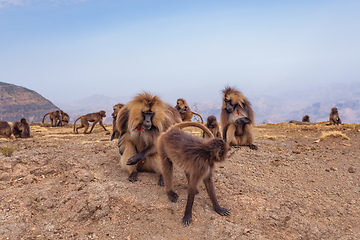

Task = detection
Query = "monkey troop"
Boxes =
[175,98,204,123]
[117,92,181,183]
[42,110,69,127]
[0,118,30,138]
[220,86,257,150]
[158,122,230,226]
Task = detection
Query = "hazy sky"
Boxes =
[1,0,359,104]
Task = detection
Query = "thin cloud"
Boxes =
[0,0,25,8]
[0,0,88,8]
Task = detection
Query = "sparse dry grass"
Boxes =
[319,131,350,141]
[260,135,277,140]
[31,125,48,133]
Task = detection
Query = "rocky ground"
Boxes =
[0,122,359,240]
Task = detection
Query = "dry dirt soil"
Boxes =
[0,122,359,240]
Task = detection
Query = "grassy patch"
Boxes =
[261,135,277,140]
[1,144,15,157]
[320,131,350,141]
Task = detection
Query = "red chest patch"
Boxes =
[134,125,144,132]
[235,111,243,117]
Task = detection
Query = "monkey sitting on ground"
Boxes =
[42,110,62,127]
[156,122,230,226]
[13,118,30,138]
[302,115,310,122]
[203,115,222,138]
[289,115,313,125]
[117,92,181,183]
[220,86,257,150]
[329,108,342,125]
[73,110,109,134]
[175,98,204,123]
[0,121,12,138]
[110,103,124,140]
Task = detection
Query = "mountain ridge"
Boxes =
[0,82,59,123]
[1,82,359,124]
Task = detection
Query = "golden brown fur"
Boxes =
[110,103,125,140]
[220,86,257,149]
[0,121,12,138]
[203,115,222,138]
[117,92,181,183]
[329,108,342,125]
[42,110,62,127]
[13,118,30,138]
[175,98,204,123]
[158,121,230,226]
[73,110,108,134]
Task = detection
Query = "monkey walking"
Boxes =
[175,98,204,123]
[156,122,230,226]
[117,92,181,183]
[220,86,258,150]
[73,110,108,134]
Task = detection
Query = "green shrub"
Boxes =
[1,144,15,157]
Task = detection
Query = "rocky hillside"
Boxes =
[0,82,59,123]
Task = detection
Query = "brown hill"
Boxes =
[0,82,59,123]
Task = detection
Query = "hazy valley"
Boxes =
[55,82,360,125]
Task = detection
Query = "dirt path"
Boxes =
[0,122,359,239]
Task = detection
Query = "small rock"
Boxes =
[243,228,251,235]
[271,159,280,167]
[348,167,355,173]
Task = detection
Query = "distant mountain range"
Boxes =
[1,82,359,124]
[57,82,359,125]
[251,82,360,124]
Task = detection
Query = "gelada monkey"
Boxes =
[73,111,108,134]
[110,103,124,140]
[220,86,257,150]
[157,122,230,226]
[329,107,342,125]
[175,98,204,123]
[13,118,30,138]
[42,110,62,127]
[117,92,181,183]
[203,115,222,139]
[0,121,12,138]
